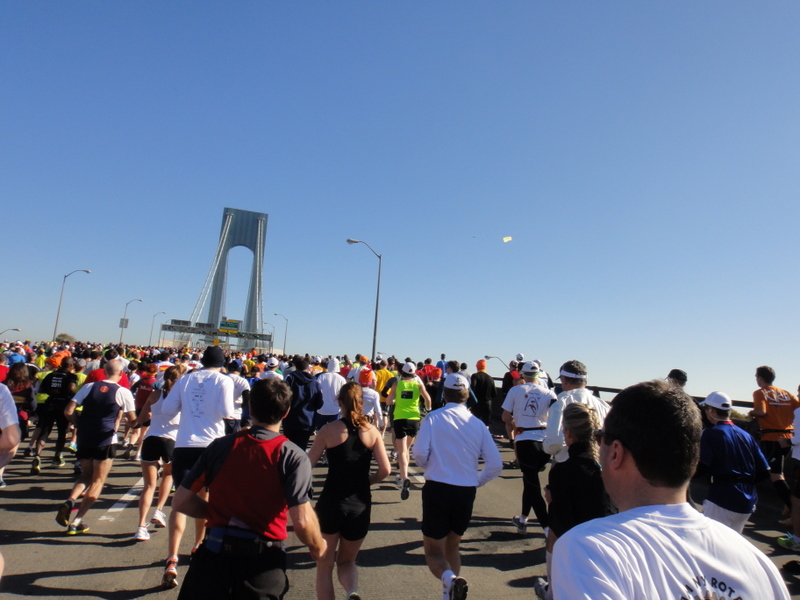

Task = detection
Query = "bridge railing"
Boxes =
[490,379,753,410]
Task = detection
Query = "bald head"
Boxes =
[104,359,124,379]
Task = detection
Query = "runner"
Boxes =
[171,377,326,599]
[307,382,390,600]
[386,362,431,500]
[56,360,135,534]
[413,373,502,600]
[132,365,184,541]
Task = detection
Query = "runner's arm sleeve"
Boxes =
[477,427,502,487]
[412,417,432,468]
[218,377,235,421]
[117,388,136,412]
[543,400,565,456]
[71,383,92,407]
[279,442,313,507]
[0,385,19,430]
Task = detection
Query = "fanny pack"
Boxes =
[205,526,285,555]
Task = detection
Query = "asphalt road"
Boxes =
[1,428,799,599]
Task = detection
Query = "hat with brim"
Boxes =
[700,391,732,410]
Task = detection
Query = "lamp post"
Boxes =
[119,298,143,345]
[484,355,510,370]
[149,311,166,346]
[274,313,288,355]
[263,322,275,354]
[0,328,21,338]
[53,269,91,341]
[346,238,382,362]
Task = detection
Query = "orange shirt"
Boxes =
[753,386,800,441]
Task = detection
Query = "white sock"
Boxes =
[441,569,455,588]
[72,517,82,526]
[518,515,528,523]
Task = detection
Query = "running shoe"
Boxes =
[394,476,403,490]
[52,456,66,468]
[162,557,179,588]
[533,577,549,600]
[347,593,362,600]
[134,526,150,541]
[123,445,135,460]
[151,509,167,528]
[56,500,74,527]
[67,522,89,535]
[65,442,77,453]
[401,478,411,501]
[0,480,6,488]
[511,516,527,534]
[31,456,41,475]
[449,576,468,600]
[23,447,33,457]
[778,536,800,553]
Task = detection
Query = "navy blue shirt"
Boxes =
[700,422,769,514]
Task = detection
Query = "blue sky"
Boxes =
[2,2,799,402]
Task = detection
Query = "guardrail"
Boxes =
[490,379,753,410]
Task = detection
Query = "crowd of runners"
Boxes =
[0,339,796,599]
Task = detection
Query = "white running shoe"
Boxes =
[134,526,150,541]
[151,509,167,528]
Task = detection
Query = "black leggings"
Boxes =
[36,399,70,457]
[516,440,551,528]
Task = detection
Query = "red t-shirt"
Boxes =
[85,368,130,389]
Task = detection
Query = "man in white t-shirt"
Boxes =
[543,360,609,463]
[551,379,790,600]
[159,345,234,589]
[501,362,556,534]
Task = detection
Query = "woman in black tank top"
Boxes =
[308,382,391,600]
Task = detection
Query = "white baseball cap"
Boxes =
[443,373,469,390]
[402,361,416,375]
[701,391,732,410]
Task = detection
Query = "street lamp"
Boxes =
[0,328,21,338]
[485,355,510,370]
[346,238,382,362]
[53,269,91,341]
[263,322,275,353]
[274,313,288,355]
[119,299,143,345]
[149,311,166,346]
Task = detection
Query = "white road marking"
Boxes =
[98,477,144,522]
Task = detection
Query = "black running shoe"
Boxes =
[450,576,468,600]
[401,478,411,501]
[56,500,74,527]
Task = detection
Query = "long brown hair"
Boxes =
[4,363,31,391]
[338,382,368,429]
[162,365,183,397]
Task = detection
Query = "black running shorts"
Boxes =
[421,480,476,539]
[141,436,175,463]
[393,418,420,440]
[316,494,371,541]
[76,443,116,461]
